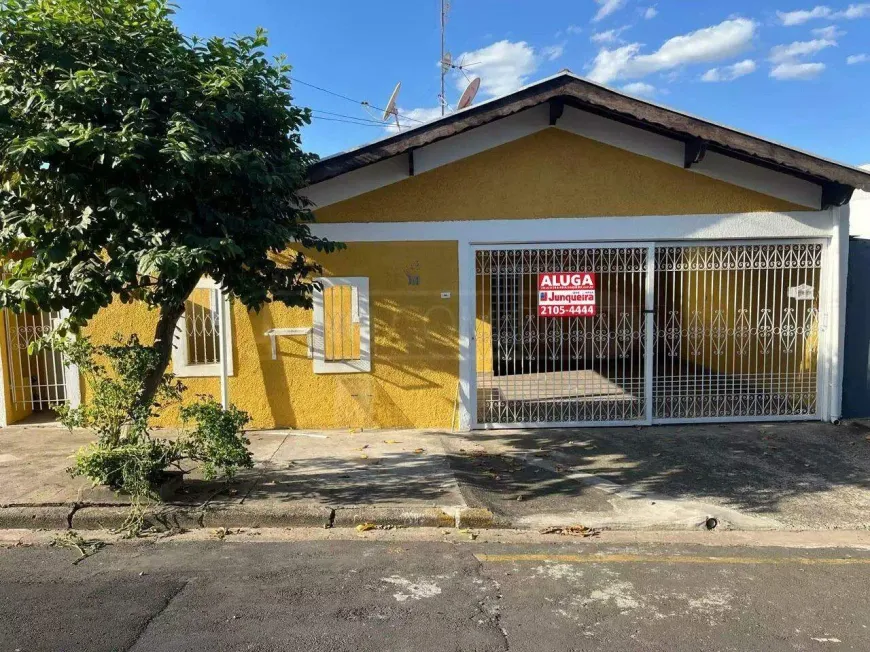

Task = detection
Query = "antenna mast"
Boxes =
[440,0,450,116]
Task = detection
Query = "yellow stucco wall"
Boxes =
[0,315,33,424]
[80,241,459,430]
[315,128,803,223]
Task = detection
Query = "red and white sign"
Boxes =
[538,273,597,317]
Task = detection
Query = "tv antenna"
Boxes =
[440,0,450,115]
[381,81,402,131]
[439,1,481,114]
[456,77,480,110]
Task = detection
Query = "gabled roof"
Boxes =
[307,71,870,202]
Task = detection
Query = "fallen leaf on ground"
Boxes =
[356,523,376,532]
[360,454,369,459]
[413,448,425,454]
[540,525,600,538]
[383,439,401,444]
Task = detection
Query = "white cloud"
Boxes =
[701,59,757,82]
[590,26,630,44]
[587,18,757,84]
[777,6,832,25]
[644,6,658,19]
[770,39,837,63]
[812,25,845,38]
[593,0,627,22]
[770,61,826,79]
[567,25,584,35]
[542,43,566,61]
[841,3,870,18]
[621,81,656,96]
[384,106,443,133]
[847,53,870,63]
[777,3,870,25]
[453,40,540,98]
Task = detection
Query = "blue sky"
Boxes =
[173,1,870,167]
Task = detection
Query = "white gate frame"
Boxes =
[0,308,80,428]
[466,238,831,430]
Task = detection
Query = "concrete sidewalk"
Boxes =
[1,419,869,532]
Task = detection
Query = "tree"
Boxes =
[0,0,341,404]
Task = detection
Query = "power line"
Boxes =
[310,108,385,125]
[290,76,427,125]
[311,116,390,128]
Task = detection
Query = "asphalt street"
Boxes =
[2,534,870,651]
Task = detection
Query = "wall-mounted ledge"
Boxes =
[264,327,313,360]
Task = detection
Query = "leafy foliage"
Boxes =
[181,399,253,480]
[0,0,342,402]
[56,334,184,446]
[61,336,253,516]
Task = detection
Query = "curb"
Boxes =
[332,507,456,528]
[0,505,72,529]
[1,503,505,531]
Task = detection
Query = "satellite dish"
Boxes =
[441,52,452,71]
[382,82,402,131]
[457,77,481,110]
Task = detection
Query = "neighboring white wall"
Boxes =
[849,187,870,239]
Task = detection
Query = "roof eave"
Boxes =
[307,74,870,194]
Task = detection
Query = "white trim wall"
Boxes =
[309,211,832,244]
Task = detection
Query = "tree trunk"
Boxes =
[138,300,187,410]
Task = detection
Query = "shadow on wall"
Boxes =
[246,283,460,430]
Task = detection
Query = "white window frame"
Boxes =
[312,277,371,374]
[172,277,234,378]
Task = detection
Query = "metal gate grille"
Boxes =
[4,310,68,410]
[475,247,648,426]
[653,243,822,420]
[474,241,824,428]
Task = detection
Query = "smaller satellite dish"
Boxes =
[441,52,452,71]
[457,77,481,110]
[382,82,401,122]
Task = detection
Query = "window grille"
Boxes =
[172,278,233,377]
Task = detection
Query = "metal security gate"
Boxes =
[4,310,68,410]
[653,242,822,421]
[475,246,650,426]
[473,241,823,428]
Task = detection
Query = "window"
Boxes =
[312,277,370,373]
[172,278,234,377]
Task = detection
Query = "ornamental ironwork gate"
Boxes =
[4,310,68,411]
[653,243,822,420]
[474,241,823,427]
[475,246,650,426]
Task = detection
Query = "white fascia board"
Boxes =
[556,106,822,209]
[305,102,822,212]
[308,211,834,244]
[304,107,548,209]
[413,105,549,175]
[304,155,408,209]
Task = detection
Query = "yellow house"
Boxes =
[2,72,870,430]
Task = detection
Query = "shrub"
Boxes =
[181,399,253,481]
[57,335,253,515]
